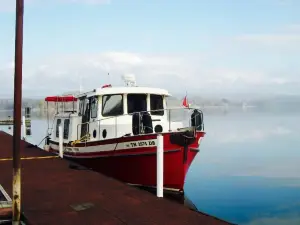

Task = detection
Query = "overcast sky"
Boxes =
[0,0,300,98]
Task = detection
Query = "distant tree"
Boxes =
[221,98,230,104]
[38,100,45,111]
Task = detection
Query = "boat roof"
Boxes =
[77,86,171,98]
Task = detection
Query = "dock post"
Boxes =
[156,134,164,197]
[25,107,32,136]
[12,0,24,224]
[25,107,31,119]
[22,116,26,140]
[59,125,63,158]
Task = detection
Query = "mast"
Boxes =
[12,0,24,224]
[79,74,83,93]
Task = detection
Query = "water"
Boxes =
[1,110,300,225]
[185,111,300,225]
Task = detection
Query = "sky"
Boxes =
[0,0,300,98]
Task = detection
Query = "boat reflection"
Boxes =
[136,186,198,211]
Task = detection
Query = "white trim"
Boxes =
[50,138,158,154]
[77,86,171,98]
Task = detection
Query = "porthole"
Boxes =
[102,129,107,138]
[154,125,163,133]
[93,129,97,138]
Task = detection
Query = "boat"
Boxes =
[43,74,205,192]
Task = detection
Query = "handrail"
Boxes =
[92,106,201,121]
[75,107,204,140]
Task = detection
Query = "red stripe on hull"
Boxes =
[49,131,204,190]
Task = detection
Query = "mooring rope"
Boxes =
[0,155,59,161]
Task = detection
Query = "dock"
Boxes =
[0,119,31,126]
[0,131,232,225]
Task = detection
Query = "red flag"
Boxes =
[182,95,189,107]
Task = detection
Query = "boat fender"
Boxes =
[191,109,203,131]
[142,112,153,134]
[45,136,50,145]
[132,112,142,135]
[169,131,196,146]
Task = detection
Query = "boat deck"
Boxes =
[0,131,233,225]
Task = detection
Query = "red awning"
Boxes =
[45,96,77,102]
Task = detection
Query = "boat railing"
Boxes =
[76,107,204,141]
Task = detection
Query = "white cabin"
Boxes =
[48,84,189,144]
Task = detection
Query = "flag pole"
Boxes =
[12,0,24,224]
[108,72,111,85]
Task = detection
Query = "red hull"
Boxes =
[49,131,205,190]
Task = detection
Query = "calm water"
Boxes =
[1,110,300,225]
[185,111,300,225]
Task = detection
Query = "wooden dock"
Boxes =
[0,131,233,225]
[0,119,31,126]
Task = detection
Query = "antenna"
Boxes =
[79,73,83,93]
[108,72,111,85]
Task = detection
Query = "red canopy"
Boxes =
[45,96,77,102]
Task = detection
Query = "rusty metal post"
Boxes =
[12,0,24,224]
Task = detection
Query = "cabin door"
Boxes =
[80,97,90,139]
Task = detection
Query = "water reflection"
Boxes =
[185,111,300,224]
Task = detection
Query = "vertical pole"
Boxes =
[47,102,49,132]
[59,125,63,158]
[25,107,31,119]
[22,116,26,140]
[12,0,24,224]
[115,117,117,138]
[168,109,171,132]
[156,134,164,197]
[79,73,83,93]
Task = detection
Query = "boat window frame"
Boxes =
[90,96,98,119]
[55,118,61,138]
[63,119,70,139]
[127,93,148,114]
[150,94,164,116]
[78,96,87,116]
[101,94,124,117]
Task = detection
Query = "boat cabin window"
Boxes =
[102,94,124,117]
[127,94,147,114]
[63,119,70,139]
[90,96,98,118]
[78,97,87,116]
[55,119,61,138]
[150,94,164,115]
